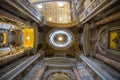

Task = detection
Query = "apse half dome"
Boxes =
[47,29,74,50]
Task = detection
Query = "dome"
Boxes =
[47,29,74,50]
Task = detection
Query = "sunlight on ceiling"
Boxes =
[32,1,71,23]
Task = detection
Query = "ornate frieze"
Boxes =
[78,0,115,22]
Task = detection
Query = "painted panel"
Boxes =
[2,33,7,44]
[109,30,120,51]
[23,28,34,48]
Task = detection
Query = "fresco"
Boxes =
[109,30,120,51]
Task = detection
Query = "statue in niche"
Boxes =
[0,33,4,43]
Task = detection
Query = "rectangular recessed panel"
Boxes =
[23,28,34,48]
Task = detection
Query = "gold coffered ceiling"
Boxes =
[29,0,78,27]
[35,1,71,23]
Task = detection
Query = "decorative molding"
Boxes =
[18,0,42,21]
[45,21,78,27]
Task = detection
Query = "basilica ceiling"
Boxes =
[28,0,77,51]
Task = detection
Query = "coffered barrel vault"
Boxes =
[35,1,71,23]
[29,0,77,27]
